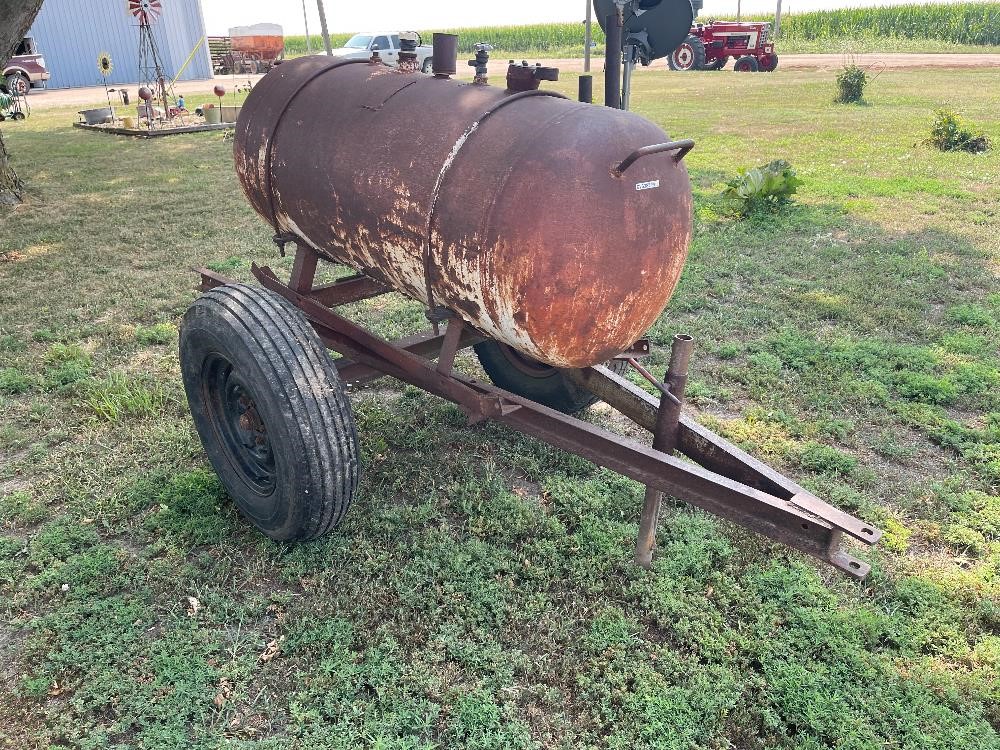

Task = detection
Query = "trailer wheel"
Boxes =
[759,53,779,72]
[474,340,629,414]
[180,284,360,541]
[734,56,759,72]
[668,36,707,71]
[422,57,434,74]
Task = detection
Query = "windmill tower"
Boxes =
[129,0,173,122]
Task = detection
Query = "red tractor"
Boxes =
[668,21,778,72]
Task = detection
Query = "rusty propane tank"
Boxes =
[235,56,693,368]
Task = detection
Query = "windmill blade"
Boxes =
[128,0,163,23]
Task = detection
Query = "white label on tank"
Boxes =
[635,179,660,191]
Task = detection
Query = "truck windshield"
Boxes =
[344,34,372,49]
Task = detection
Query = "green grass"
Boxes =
[283,3,1000,58]
[1,67,999,748]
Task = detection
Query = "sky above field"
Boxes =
[201,0,963,35]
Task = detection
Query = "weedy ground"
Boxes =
[0,68,998,749]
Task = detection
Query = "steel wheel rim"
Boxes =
[202,353,277,497]
[674,44,694,69]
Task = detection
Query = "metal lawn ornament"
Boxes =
[97,52,115,119]
[128,0,172,126]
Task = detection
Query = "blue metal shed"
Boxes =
[29,0,212,89]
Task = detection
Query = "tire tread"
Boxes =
[181,284,359,540]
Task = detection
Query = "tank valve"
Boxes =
[506,60,560,93]
[398,31,419,72]
[467,42,492,84]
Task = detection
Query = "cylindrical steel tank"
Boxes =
[235,56,692,368]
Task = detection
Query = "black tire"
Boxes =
[668,36,707,71]
[734,56,759,73]
[5,72,28,96]
[421,57,434,74]
[705,56,729,71]
[180,283,360,541]
[759,53,779,72]
[11,111,24,121]
[474,340,630,415]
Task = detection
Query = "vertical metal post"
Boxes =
[289,245,318,293]
[621,44,636,111]
[316,0,333,56]
[578,75,593,103]
[635,334,694,569]
[436,317,465,375]
[584,0,593,73]
[302,0,312,53]
[604,13,622,109]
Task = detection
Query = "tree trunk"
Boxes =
[0,130,22,204]
[0,0,46,205]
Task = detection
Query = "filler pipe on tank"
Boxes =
[432,33,458,77]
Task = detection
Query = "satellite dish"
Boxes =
[594,0,695,63]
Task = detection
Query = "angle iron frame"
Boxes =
[197,243,882,578]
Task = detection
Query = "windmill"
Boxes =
[128,0,172,124]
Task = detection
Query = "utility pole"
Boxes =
[317,0,333,56]
[302,0,312,53]
[775,0,783,37]
[737,0,742,22]
[584,0,592,73]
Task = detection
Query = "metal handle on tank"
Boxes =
[613,139,695,177]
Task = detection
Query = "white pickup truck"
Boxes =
[328,32,435,73]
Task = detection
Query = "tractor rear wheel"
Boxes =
[734,56,759,72]
[474,340,629,415]
[705,57,729,71]
[759,53,779,72]
[180,283,360,542]
[668,36,707,71]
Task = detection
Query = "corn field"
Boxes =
[753,2,1000,45]
[283,2,1000,57]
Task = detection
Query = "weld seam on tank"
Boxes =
[421,88,570,312]
[465,105,594,350]
[260,57,372,232]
